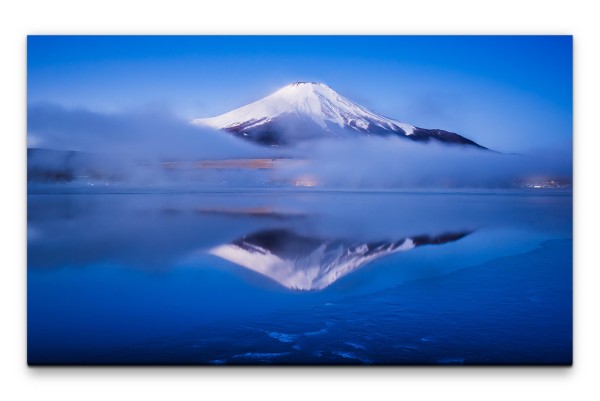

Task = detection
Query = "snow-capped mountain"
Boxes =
[209,229,471,290]
[193,82,486,148]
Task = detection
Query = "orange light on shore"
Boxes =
[195,158,277,169]
[293,175,319,187]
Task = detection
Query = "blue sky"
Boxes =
[28,36,572,152]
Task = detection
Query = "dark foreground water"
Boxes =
[27,188,572,365]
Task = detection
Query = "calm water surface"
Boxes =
[27,188,572,365]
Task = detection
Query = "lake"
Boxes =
[27,187,572,365]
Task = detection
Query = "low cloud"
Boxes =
[27,103,572,188]
[280,137,572,188]
[27,102,275,161]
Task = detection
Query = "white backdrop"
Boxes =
[1,1,597,400]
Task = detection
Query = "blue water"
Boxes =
[27,188,572,365]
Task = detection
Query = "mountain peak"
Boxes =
[288,81,326,87]
[192,82,487,149]
[284,82,334,93]
[279,81,334,96]
[192,81,416,139]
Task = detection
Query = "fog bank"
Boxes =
[27,103,572,188]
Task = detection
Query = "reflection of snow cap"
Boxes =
[209,229,468,291]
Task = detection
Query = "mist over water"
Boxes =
[282,137,572,188]
[27,103,572,188]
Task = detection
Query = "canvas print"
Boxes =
[27,36,572,365]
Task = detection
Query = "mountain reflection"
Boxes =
[210,229,472,290]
